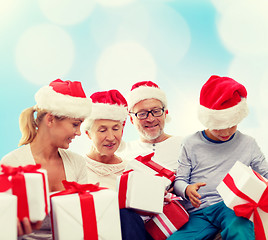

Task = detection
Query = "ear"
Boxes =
[165,109,169,116]
[85,130,92,140]
[44,113,55,127]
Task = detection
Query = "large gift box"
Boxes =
[216,161,268,240]
[0,193,17,240]
[145,199,189,240]
[126,153,175,188]
[51,181,122,240]
[117,170,167,214]
[0,164,50,222]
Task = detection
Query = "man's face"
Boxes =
[130,98,167,143]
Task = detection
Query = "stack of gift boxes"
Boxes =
[0,153,191,240]
[0,164,49,240]
[117,153,189,240]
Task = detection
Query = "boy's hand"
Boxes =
[185,182,206,208]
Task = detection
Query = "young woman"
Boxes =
[1,79,92,239]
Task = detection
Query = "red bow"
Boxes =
[223,171,268,240]
[135,153,175,182]
[1,164,41,176]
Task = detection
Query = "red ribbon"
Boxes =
[0,164,49,220]
[135,153,175,182]
[223,172,268,240]
[51,180,107,240]
[118,170,133,209]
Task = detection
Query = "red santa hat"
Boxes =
[198,75,248,129]
[34,79,92,118]
[83,89,128,130]
[126,81,167,111]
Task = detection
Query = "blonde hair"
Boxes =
[18,107,46,146]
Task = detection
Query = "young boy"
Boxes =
[169,75,268,240]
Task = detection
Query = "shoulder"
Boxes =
[59,149,87,165]
[234,131,257,145]
[1,145,30,166]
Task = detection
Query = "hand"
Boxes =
[17,217,43,236]
[185,182,206,208]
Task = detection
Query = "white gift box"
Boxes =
[117,171,167,214]
[217,161,268,239]
[51,188,122,240]
[0,193,17,240]
[1,165,50,223]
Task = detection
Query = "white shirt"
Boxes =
[116,136,183,171]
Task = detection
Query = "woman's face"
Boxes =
[87,119,123,157]
[51,117,83,149]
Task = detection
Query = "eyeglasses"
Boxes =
[130,107,165,120]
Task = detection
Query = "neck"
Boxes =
[30,133,59,161]
[87,148,121,164]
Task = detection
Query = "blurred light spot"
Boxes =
[15,24,74,85]
[0,0,18,30]
[95,41,157,93]
[96,0,135,7]
[217,0,268,55]
[38,0,96,25]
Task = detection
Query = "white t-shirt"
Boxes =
[116,136,183,171]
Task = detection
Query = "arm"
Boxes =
[250,139,268,179]
[173,144,206,208]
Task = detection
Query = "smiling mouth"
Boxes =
[104,143,116,147]
[145,124,158,128]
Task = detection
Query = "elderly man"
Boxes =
[117,80,183,172]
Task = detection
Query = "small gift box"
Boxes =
[216,161,268,240]
[126,153,175,188]
[145,198,189,240]
[0,193,17,240]
[117,170,167,214]
[0,164,50,223]
[51,181,122,240]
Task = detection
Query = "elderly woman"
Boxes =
[1,79,92,239]
[83,89,149,240]
[83,89,128,190]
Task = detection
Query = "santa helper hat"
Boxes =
[198,75,249,130]
[34,79,92,118]
[127,81,168,111]
[83,90,128,130]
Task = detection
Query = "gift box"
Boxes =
[216,161,268,240]
[126,153,175,188]
[0,193,17,240]
[145,199,189,240]
[0,164,50,222]
[51,181,122,240]
[117,170,167,214]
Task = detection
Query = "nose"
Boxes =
[146,111,155,121]
[106,130,115,141]
[76,127,81,136]
[219,129,230,136]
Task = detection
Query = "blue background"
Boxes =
[1,0,268,159]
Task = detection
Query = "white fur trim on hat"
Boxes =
[198,98,248,130]
[126,86,167,111]
[83,102,128,130]
[35,86,92,118]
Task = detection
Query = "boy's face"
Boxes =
[206,125,237,142]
